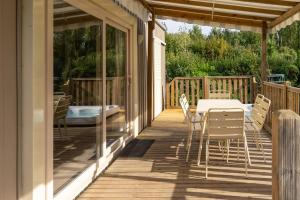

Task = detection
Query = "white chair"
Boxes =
[179,94,203,162]
[245,95,271,161]
[54,95,72,137]
[199,108,250,178]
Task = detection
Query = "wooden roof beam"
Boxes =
[269,3,300,28]
[229,0,297,7]
[155,8,263,28]
[151,4,274,22]
[149,0,284,15]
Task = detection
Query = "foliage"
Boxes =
[166,24,300,87]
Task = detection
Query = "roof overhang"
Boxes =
[140,0,300,33]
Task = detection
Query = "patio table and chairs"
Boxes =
[180,93,271,178]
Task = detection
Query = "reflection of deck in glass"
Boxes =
[53,110,126,192]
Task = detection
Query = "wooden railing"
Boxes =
[166,76,257,108]
[262,81,300,131]
[72,77,125,106]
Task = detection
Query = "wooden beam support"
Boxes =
[230,0,296,7]
[269,3,300,28]
[261,21,268,81]
[147,14,155,126]
[151,4,274,22]
[150,0,284,15]
[155,8,263,28]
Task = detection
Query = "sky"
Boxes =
[159,19,212,35]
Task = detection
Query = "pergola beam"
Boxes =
[229,0,297,7]
[269,3,300,28]
[154,8,263,28]
[149,0,285,15]
[151,4,274,22]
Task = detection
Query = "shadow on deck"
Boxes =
[78,109,272,200]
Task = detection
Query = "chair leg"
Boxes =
[197,131,204,166]
[186,122,192,150]
[244,137,248,177]
[226,140,230,163]
[244,136,251,166]
[205,139,209,179]
[257,130,266,162]
[186,130,194,162]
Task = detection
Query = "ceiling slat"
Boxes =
[151,4,275,21]
[155,8,263,27]
[149,0,285,15]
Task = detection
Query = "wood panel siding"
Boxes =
[0,0,17,199]
[78,110,272,200]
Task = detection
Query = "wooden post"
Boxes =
[272,110,300,200]
[147,14,155,126]
[261,21,269,82]
[251,76,257,103]
[203,76,209,99]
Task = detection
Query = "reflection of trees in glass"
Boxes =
[54,24,101,90]
[106,25,126,77]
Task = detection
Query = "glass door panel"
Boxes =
[106,24,128,147]
[53,0,103,193]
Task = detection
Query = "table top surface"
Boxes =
[196,99,250,113]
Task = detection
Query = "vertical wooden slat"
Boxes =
[180,80,184,96]
[112,78,116,105]
[81,80,85,105]
[171,81,175,107]
[166,82,170,109]
[228,78,232,98]
[212,79,216,92]
[244,79,248,103]
[175,79,179,107]
[185,79,189,101]
[239,79,243,103]
[222,79,226,92]
[203,76,209,99]
[191,80,195,106]
[196,79,200,100]
[233,79,238,99]
[218,79,222,93]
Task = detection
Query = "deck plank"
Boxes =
[77,110,272,200]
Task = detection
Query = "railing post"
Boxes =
[272,110,300,200]
[166,82,170,109]
[203,76,209,99]
[251,76,257,103]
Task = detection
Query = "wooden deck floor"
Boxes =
[78,109,272,200]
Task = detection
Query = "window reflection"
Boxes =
[53,0,102,193]
[106,25,128,146]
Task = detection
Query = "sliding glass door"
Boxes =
[106,24,129,147]
[53,1,103,193]
[52,0,130,194]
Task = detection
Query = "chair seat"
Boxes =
[209,134,244,140]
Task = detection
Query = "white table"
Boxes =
[196,99,250,114]
[196,99,252,166]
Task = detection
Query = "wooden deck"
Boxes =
[78,109,272,200]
